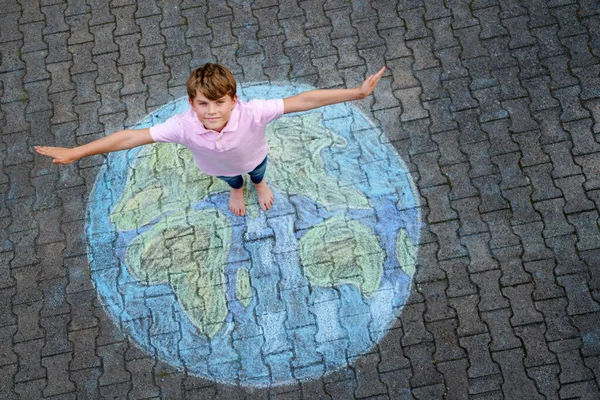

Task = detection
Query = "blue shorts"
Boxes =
[216,156,268,189]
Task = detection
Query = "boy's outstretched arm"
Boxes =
[35,128,155,165]
[283,66,386,114]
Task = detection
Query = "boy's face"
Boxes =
[189,90,238,132]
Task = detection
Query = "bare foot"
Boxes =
[254,180,274,211]
[229,187,245,216]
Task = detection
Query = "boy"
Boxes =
[36,63,386,217]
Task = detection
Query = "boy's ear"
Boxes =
[188,97,194,106]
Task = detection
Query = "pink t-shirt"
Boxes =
[150,98,284,176]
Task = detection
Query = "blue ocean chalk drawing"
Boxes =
[86,84,421,387]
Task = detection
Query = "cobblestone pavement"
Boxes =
[2,0,600,398]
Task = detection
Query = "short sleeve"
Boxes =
[149,115,184,144]
[248,99,285,126]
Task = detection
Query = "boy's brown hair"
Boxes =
[187,63,237,101]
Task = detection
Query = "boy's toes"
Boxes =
[255,181,274,211]
[229,188,246,217]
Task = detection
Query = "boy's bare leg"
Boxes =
[229,187,246,216]
[254,180,274,211]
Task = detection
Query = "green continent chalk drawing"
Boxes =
[396,229,418,278]
[267,114,371,211]
[125,209,231,338]
[299,214,384,297]
[235,267,252,308]
[87,84,421,387]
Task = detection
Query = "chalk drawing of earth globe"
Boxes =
[87,84,421,387]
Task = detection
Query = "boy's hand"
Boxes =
[357,66,386,99]
[35,146,78,165]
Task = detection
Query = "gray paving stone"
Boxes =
[533,198,575,238]
[418,280,455,322]
[471,270,509,311]
[299,0,329,29]
[468,374,503,396]
[351,353,387,398]
[401,8,430,41]
[201,0,229,20]
[444,78,479,111]
[439,259,477,298]
[544,55,580,89]
[492,245,530,286]
[325,7,356,39]
[405,119,437,155]
[405,342,444,387]
[90,24,118,55]
[39,277,70,318]
[474,86,508,122]
[98,341,131,386]
[523,77,560,112]
[549,338,595,384]
[585,356,600,391]
[492,348,544,399]
[460,333,500,378]
[0,364,18,400]
[558,273,600,315]
[423,99,458,134]
[560,380,600,400]
[380,368,412,399]
[413,67,444,99]
[504,16,537,49]
[435,359,468,399]
[14,378,45,400]
[532,27,565,59]
[516,323,558,367]
[493,152,529,189]
[527,364,561,400]
[481,307,521,352]
[430,220,469,260]
[472,175,509,213]
[567,210,600,251]
[524,0,557,27]
[546,234,589,276]
[406,38,440,70]
[514,47,546,81]
[14,338,46,383]
[553,4,588,38]
[88,0,115,25]
[572,313,600,357]
[400,302,433,346]
[377,327,410,373]
[583,15,600,59]
[463,142,498,179]
[512,221,555,261]
[25,80,53,114]
[324,378,357,400]
[555,87,592,123]
[42,352,75,397]
[21,50,50,83]
[438,47,469,81]
[127,357,161,399]
[427,17,458,50]
[432,131,465,165]
[512,131,550,167]
[580,249,600,293]
[535,297,579,342]
[543,141,582,178]
[453,197,487,234]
